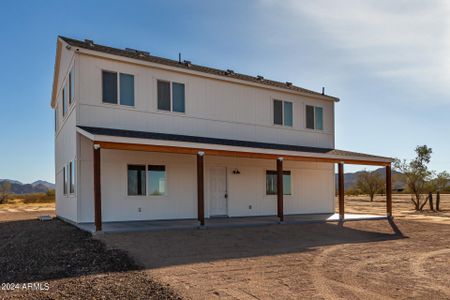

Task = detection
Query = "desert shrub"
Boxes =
[15,191,55,203]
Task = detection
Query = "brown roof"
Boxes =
[59,36,339,102]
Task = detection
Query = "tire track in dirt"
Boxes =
[410,248,450,297]
[311,245,394,300]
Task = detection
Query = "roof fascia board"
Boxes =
[50,38,63,108]
[75,47,338,102]
[79,130,391,164]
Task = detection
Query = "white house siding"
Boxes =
[54,46,78,222]
[76,54,335,149]
[76,144,335,223]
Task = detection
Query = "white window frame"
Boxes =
[156,79,186,114]
[102,70,135,107]
[305,105,324,131]
[272,99,293,127]
[126,164,168,197]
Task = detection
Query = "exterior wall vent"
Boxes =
[257,75,264,80]
[226,69,235,75]
[183,60,192,67]
[286,82,293,87]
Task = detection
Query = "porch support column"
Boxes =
[338,162,345,221]
[386,164,392,218]
[197,151,205,226]
[93,144,102,231]
[277,157,284,222]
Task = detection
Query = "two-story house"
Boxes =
[51,36,393,231]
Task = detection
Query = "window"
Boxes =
[63,165,68,195]
[157,80,185,113]
[306,105,323,130]
[69,160,75,194]
[273,100,293,127]
[148,165,166,196]
[127,165,146,196]
[54,108,58,132]
[120,73,134,106]
[69,69,74,105]
[266,170,291,195]
[62,87,67,117]
[102,71,118,104]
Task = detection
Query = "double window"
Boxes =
[273,100,293,127]
[157,80,185,113]
[266,170,291,195]
[128,165,166,196]
[306,105,323,130]
[102,71,135,106]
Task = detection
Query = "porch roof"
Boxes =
[77,126,394,166]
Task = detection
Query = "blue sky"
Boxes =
[0,0,449,183]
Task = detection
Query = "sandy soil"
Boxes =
[100,219,450,299]
[339,193,450,224]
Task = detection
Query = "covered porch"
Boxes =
[77,126,394,232]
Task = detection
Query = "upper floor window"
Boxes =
[69,68,74,105]
[102,71,134,106]
[157,80,185,113]
[62,87,67,117]
[273,99,292,127]
[306,105,323,130]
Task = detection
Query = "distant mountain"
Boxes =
[335,168,405,191]
[0,179,55,194]
[31,180,56,190]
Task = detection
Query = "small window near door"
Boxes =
[128,165,146,196]
[148,165,166,196]
[266,170,291,195]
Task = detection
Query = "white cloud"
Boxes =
[261,0,450,101]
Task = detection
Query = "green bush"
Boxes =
[12,190,55,204]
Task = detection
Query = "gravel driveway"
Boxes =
[98,219,450,299]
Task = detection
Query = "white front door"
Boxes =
[209,167,228,216]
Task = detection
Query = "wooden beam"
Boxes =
[338,163,345,220]
[197,152,205,226]
[93,145,102,231]
[386,164,392,217]
[277,157,284,222]
[97,141,391,166]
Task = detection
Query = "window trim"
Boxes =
[147,165,167,196]
[265,170,292,196]
[156,79,186,114]
[102,69,135,107]
[272,99,293,127]
[305,104,324,131]
[127,164,147,196]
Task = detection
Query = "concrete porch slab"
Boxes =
[75,213,388,234]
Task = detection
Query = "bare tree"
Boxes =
[394,145,433,211]
[356,170,384,201]
[0,181,12,204]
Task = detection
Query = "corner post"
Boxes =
[93,144,102,231]
[277,157,284,222]
[197,151,205,226]
[338,162,345,220]
[386,164,392,217]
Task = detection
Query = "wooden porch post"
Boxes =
[338,163,345,220]
[93,145,102,231]
[197,152,205,226]
[277,157,284,222]
[386,164,392,218]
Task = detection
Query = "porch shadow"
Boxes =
[98,218,406,269]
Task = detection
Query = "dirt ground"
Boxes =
[1,195,450,299]
[341,193,450,224]
[0,210,180,299]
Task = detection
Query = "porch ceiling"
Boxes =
[77,126,393,166]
